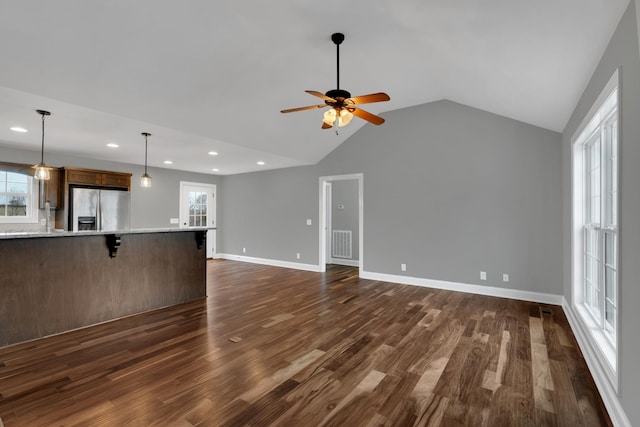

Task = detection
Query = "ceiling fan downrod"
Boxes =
[332,32,344,91]
[326,33,351,101]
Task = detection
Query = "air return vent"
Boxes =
[332,230,352,259]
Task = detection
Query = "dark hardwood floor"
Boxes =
[0,260,611,426]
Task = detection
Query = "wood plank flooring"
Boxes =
[0,260,612,426]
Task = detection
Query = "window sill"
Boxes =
[0,218,39,224]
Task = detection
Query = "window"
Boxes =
[572,69,619,388]
[583,112,618,336]
[188,191,208,227]
[0,171,38,223]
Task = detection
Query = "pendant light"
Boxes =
[33,109,51,180]
[140,132,152,188]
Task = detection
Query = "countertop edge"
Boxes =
[0,227,215,240]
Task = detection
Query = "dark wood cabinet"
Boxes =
[101,172,131,188]
[38,168,61,208]
[65,168,131,190]
[66,168,101,186]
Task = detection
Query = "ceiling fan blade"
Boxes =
[306,90,336,102]
[352,107,385,125]
[281,104,328,113]
[348,92,390,105]
[322,120,333,129]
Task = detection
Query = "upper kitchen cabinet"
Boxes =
[64,167,132,190]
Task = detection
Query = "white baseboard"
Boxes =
[218,256,562,304]
[218,254,321,272]
[359,270,563,305]
[328,258,359,267]
[562,298,630,427]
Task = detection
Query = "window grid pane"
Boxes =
[606,120,618,228]
[585,138,601,225]
[603,232,617,335]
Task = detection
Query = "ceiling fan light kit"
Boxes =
[281,32,390,129]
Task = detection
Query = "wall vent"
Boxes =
[332,230,352,259]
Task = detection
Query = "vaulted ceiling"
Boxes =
[0,0,630,175]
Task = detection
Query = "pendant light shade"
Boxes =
[140,132,152,188]
[33,110,51,180]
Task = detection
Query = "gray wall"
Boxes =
[0,144,221,232]
[219,164,319,264]
[562,2,640,424]
[221,99,563,295]
[330,179,359,261]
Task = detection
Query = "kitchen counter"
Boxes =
[0,227,214,239]
[0,228,211,347]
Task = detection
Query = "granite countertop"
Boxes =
[0,227,215,240]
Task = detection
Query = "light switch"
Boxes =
[306,219,312,226]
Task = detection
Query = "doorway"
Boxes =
[179,181,216,258]
[319,174,363,273]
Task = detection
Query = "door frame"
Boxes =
[318,173,363,273]
[179,181,217,258]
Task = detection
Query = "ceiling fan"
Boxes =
[281,32,390,129]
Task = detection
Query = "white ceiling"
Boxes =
[0,0,629,175]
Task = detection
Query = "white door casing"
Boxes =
[318,174,363,273]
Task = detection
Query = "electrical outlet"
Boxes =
[401,263,406,272]
[480,271,487,281]
[242,247,246,253]
[503,274,509,282]
[296,253,300,259]
[40,218,46,226]
[170,218,179,224]
[306,219,312,226]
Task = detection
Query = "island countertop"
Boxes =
[0,227,215,240]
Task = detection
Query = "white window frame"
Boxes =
[0,171,38,224]
[571,69,619,392]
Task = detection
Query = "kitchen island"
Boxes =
[0,228,211,348]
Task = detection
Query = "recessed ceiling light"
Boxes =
[10,127,28,133]
[212,168,220,172]
[106,143,119,148]
[257,161,265,165]
[208,151,218,156]
[163,160,173,165]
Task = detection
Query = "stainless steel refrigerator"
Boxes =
[71,187,131,232]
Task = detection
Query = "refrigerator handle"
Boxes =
[97,193,102,231]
